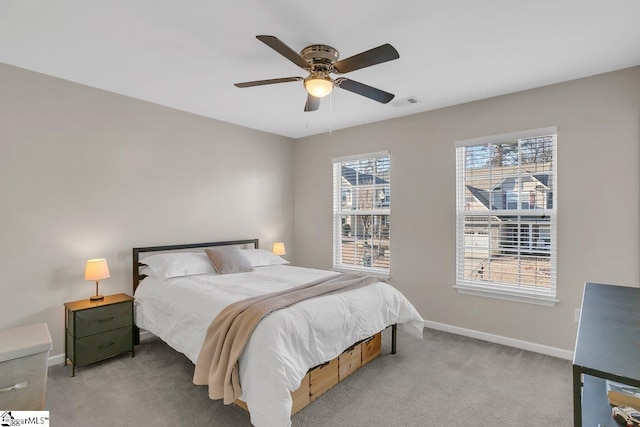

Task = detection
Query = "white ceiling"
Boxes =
[1,1,639,139]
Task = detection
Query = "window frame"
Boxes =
[454,127,558,306]
[332,151,391,277]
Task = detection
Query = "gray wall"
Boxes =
[2,61,638,358]
[0,63,294,356]
[294,66,640,351]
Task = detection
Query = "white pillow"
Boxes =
[139,266,155,277]
[140,252,216,280]
[242,248,289,267]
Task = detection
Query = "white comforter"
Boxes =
[134,265,424,427]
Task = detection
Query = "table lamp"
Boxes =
[84,258,110,301]
[272,242,286,256]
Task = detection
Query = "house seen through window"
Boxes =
[333,151,390,275]
[455,127,557,305]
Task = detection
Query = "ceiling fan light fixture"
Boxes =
[304,74,333,98]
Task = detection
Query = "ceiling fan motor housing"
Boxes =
[301,44,339,71]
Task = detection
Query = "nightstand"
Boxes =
[64,293,134,376]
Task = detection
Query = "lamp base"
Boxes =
[90,294,104,301]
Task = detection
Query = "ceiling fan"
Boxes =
[234,35,399,112]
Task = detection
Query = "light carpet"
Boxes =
[46,328,573,426]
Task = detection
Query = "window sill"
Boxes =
[454,283,558,307]
[332,266,390,279]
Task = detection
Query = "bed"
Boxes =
[132,239,424,427]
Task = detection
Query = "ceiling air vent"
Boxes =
[391,96,421,107]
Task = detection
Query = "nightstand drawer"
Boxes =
[69,326,132,367]
[70,302,132,338]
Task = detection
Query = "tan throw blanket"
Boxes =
[193,272,385,404]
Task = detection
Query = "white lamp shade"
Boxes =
[272,242,286,256]
[84,258,110,281]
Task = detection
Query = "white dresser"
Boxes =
[0,323,52,410]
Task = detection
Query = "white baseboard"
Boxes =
[423,320,573,361]
[48,323,572,366]
[48,353,66,367]
[139,330,156,342]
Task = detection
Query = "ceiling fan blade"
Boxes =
[336,78,395,104]
[256,35,311,70]
[333,43,399,74]
[234,77,303,88]
[304,95,320,112]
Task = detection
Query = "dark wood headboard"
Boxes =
[131,239,259,293]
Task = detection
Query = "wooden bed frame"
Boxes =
[131,238,398,413]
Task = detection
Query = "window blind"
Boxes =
[455,128,557,303]
[332,152,390,275]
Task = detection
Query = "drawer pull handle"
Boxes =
[97,341,116,349]
[0,381,28,393]
[309,361,330,372]
[96,316,116,323]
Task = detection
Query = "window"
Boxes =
[455,127,557,305]
[333,151,390,275]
